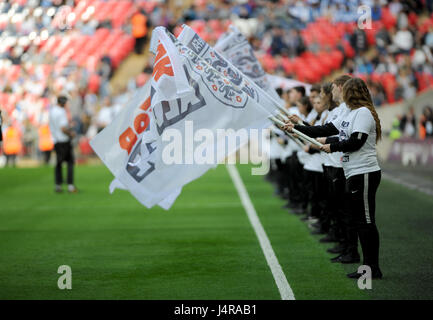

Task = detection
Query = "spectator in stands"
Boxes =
[369,82,385,107]
[393,25,414,55]
[371,0,383,21]
[395,67,417,101]
[351,28,368,56]
[428,0,433,13]
[2,0,433,166]
[183,4,198,22]
[389,0,403,17]
[356,57,374,74]
[8,47,22,65]
[420,106,433,139]
[400,106,417,138]
[98,53,113,80]
[389,117,402,140]
[270,27,288,56]
[285,29,306,58]
[375,26,392,55]
[131,8,149,55]
[424,25,433,49]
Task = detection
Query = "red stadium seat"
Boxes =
[381,73,397,103]
[381,7,397,30]
[330,50,344,68]
[408,12,418,27]
[416,72,433,92]
[8,65,21,82]
[262,54,278,73]
[370,72,382,83]
[88,74,100,93]
[341,39,355,59]
[208,19,222,32]
[281,57,293,75]
[365,21,383,46]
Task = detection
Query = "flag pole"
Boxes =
[270,117,306,148]
[172,27,317,148]
[269,116,323,148]
[276,106,291,118]
[286,129,306,148]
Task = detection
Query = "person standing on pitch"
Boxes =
[290,75,357,263]
[49,95,77,193]
[285,78,383,279]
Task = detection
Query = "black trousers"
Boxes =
[5,154,17,167]
[54,141,74,185]
[346,170,381,268]
[42,150,51,165]
[287,152,303,205]
[299,168,309,210]
[306,170,327,219]
[134,36,147,54]
[275,158,287,194]
[324,166,348,241]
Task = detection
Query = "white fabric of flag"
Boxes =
[215,25,281,102]
[90,26,280,209]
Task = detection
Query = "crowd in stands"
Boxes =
[390,105,433,139]
[0,0,169,162]
[1,0,433,165]
[176,0,433,106]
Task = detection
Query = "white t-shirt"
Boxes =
[305,108,318,124]
[294,111,308,165]
[334,107,381,179]
[285,106,303,157]
[323,103,350,168]
[97,106,115,128]
[303,110,329,173]
[269,125,286,160]
[49,105,69,143]
[299,109,316,166]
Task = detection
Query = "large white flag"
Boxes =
[90,26,280,209]
[214,25,281,102]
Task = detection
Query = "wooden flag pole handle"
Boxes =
[270,116,305,148]
[269,116,286,128]
[277,106,291,118]
[268,116,323,148]
[292,128,323,148]
[286,131,305,148]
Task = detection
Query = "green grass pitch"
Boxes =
[0,164,432,299]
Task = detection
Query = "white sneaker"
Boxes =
[67,185,78,193]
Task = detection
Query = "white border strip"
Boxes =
[382,172,433,196]
[226,164,295,300]
[363,173,371,224]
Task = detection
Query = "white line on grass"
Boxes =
[226,164,295,300]
[382,172,433,196]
